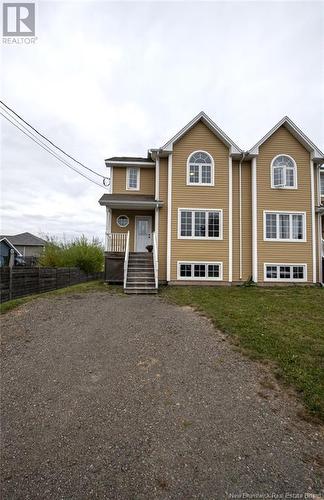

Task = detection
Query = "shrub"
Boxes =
[39,235,104,273]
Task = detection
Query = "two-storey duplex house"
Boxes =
[99,112,324,293]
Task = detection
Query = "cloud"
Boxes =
[1,0,323,240]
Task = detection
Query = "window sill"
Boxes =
[271,186,298,190]
[186,183,215,187]
[178,236,223,241]
[264,238,306,243]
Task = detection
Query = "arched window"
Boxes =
[271,155,297,189]
[187,151,214,186]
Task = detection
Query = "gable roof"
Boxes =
[0,232,47,247]
[249,116,324,160]
[0,237,22,255]
[161,111,242,155]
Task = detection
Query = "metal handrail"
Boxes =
[106,233,127,252]
[152,231,158,289]
[123,231,130,289]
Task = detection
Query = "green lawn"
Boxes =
[0,280,120,315]
[162,286,324,421]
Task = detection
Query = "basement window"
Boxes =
[178,262,223,281]
[264,264,307,282]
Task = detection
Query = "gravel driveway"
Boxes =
[1,292,323,499]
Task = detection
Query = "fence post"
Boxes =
[8,249,14,301]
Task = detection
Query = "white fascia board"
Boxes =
[161,111,242,155]
[249,116,324,159]
[0,237,22,256]
[102,201,163,209]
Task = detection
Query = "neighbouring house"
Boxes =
[99,112,324,293]
[0,237,21,267]
[0,232,47,260]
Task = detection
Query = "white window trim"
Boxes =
[270,154,298,190]
[263,210,306,242]
[116,215,129,228]
[320,170,324,197]
[264,263,307,282]
[126,167,140,191]
[178,208,223,240]
[177,261,223,281]
[186,150,215,186]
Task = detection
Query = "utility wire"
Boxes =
[1,111,108,189]
[0,100,109,183]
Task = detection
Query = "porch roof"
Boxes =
[99,194,163,209]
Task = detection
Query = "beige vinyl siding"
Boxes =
[158,158,168,281]
[111,209,154,252]
[256,126,313,282]
[112,167,155,195]
[170,121,229,282]
[232,161,252,282]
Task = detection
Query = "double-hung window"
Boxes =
[187,151,214,186]
[320,170,324,196]
[264,212,305,241]
[179,209,222,239]
[126,167,140,190]
[271,155,297,189]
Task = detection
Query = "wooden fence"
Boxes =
[0,267,103,303]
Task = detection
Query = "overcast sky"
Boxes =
[1,0,323,242]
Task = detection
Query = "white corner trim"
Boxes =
[310,159,317,283]
[167,154,172,282]
[270,154,298,190]
[126,167,140,191]
[252,157,258,282]
[155,207,159,249]
[155,154,160,199]
[110,166,113,194]
[228,156,233,282]
[177,261,223,281]
[186,150,215,186]
[263,263,307,282]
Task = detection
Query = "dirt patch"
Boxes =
[1,292,323,498]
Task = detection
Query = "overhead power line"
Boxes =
[0,111,108,189]
[0,100,110,186]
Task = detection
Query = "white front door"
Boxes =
[135,216,152,252]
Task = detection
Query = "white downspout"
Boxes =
[310,158,316,283]
[238,152,247,280]
[251,157,258,283]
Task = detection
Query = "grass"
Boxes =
[162,286,324,421]
[0,280,121,315]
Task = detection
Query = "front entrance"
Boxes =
[135,216,152,252]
